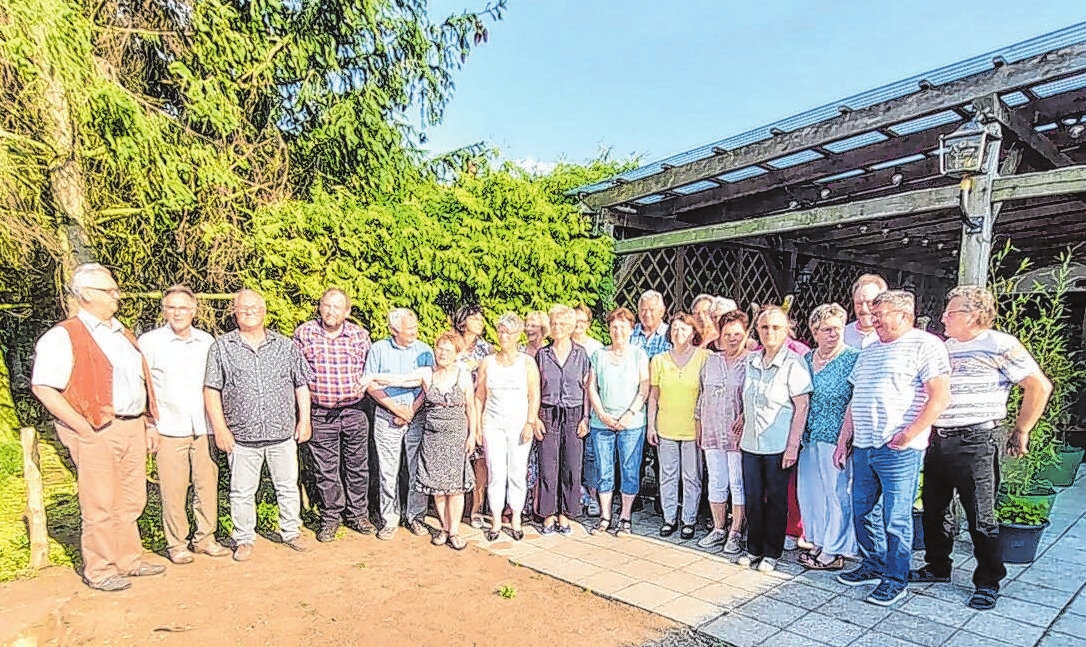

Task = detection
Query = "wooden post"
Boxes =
[672,246,687,311]
[21,427,48,569]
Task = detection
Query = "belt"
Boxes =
[931,420,997,437]
[114,414,144,420]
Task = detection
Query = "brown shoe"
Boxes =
[282,534,310,552]
[86,575,132,592]
[128,562,166,577]
[192,541,231,558]
[233,543,254,561]
[168,549,195,565]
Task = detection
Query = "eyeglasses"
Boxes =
[235,306,264,314]
[943,309,970,317]
[164,306,194,313]
[870,309,904,320]
[86,287,121,298]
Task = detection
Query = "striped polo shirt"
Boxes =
[848,328,950,450]
[935,329,1040,428]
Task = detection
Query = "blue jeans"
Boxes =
[590,426,645,495]
[853,445,924,587]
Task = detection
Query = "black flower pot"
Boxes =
[1000,520,1050,564]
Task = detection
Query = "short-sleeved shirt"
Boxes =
[695,352,747,450]
[204,329,313,445]
[363,338,434,416]
[631,323,672,359]
[578,337,605,357]
[32,310,147,416]
[537,343,590,408]
[936,329,1041,427]
[741,348,812,454]
[589,345,649,429]
[139,325,214,437]
[843,321,878,350]
[848,328,951,450]
[650,348,710,441]
[294,320,371,409]
[803,348,860,445]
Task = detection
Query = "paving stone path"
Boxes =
[455,467,1086,647]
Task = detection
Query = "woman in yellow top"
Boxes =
[648,313,710,539]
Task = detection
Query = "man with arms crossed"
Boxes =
[835,290,950,606]
[204,289,314,560]
[911,286,1051,610]
[32,263,164,591]
[140,285,230,564]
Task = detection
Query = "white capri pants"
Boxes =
[797,442,857,557]
[704,448,745,505]
[483,417,532,518]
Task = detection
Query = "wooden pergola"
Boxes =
[578,24,1086,324]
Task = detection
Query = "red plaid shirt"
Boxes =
[294,320,371,408]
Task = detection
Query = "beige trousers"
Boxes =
[57,417,148,584]
[157,434,219,552]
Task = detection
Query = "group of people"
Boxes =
[31,263,1052,614]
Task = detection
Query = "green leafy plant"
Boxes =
[995,498,1051,526]
[496,584,517,600]
[991,244,1086,502]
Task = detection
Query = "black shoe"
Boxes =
[316,524,339,543]
[345,518,375,535]
[680,525,696,540]
[909,566,951,583]
[659,522,678,537]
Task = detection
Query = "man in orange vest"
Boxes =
[31,263,164,592]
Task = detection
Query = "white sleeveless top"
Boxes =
[483,354,530,424]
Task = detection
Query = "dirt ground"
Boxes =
[0,527,676,647]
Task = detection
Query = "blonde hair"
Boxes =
[947,285,996,327]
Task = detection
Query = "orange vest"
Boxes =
[57,317,159,430]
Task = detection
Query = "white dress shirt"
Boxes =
[139,325,214,436]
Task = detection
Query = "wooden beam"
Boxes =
[21,427,48,569]
[979,94,1075,168]
[586,43,1086,210]
[991,164,1086,202]
[613,184,960,254]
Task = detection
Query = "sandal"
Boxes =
[470,514,485,529]
[659,522,678,537]
[448,534,467,551]
[484,529,500,542]
[431,530,448,546]
[909,566,951,583]
[506,528,524,541]
[967,586,998,611]
[591,518,611,535]
[615,519,633,536]
[799,552,844,571]
[680,525,696,540]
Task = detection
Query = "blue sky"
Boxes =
[422,1,1085,170]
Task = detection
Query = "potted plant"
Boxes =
[991,246,1086,506]
[996,497,1051,563]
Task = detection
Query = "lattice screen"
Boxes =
[615,242,948,342]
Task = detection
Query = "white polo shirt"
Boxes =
[139,325,215,436]
[843,321,878,350]
[31,310,147,417]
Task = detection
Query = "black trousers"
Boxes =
[538,405,583,519]
[309,402,371,527]
[921,426,1006,590]
[742,451,792,560]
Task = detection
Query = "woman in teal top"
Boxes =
[586,307,649,536]
[797,303,860,570]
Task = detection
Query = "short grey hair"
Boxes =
[233,288,265,309]
[319,287,350,308]
[548,304,576,324]
[638,290,665,309]
[851,273,888,296]
[808,303,848,331]
[388,308,417,330]
[496,312,524,334]
[712,297,737,316]
[947,285,996,327]
[873,290,915,317]
[70,263,113,300]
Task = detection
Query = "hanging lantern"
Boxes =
[939,118,989,177]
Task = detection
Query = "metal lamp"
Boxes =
[939,118,988,177]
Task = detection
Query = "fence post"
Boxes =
[21,426,48,569]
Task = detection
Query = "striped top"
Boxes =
[935,329,1041,428]
[848,328,950,450]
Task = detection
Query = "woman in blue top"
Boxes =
[797,303,860,570]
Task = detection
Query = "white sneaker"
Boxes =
[697,528,728,548]
[796,536,815,551]
[722,532,743,555]
[784,535,799,551]
[737,552,754,567]
[757,557,777,573]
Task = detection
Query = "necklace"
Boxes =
[814,345,842,364]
